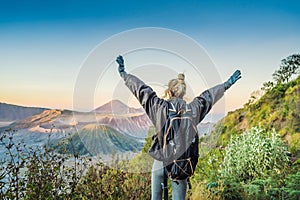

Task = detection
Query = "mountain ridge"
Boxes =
[53,123,143,155]
[0,102,46,121]
[94,99,144,114]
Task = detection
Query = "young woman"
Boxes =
[116,55,241,200]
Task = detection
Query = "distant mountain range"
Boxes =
[0,100,215,156]
[0,100,152,156]
[0,102,46,121]
[0,100,151,136]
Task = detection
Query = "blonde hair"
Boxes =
[164,73,186,99]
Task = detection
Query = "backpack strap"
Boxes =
[168,102,177,113]
[186,104,191,113]
[169,102,192,115]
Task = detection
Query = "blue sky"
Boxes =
[0,0,299,114]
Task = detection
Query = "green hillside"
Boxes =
[215,75,300,156]
[54,124,143,155]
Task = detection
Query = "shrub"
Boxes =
[0,128,152,199]
[220,126,296,199]
[73,162,151,199]
[221,127,290,183]
[0,129,90,199]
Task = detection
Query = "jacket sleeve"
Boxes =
[189,83,225,124]
[124,73,167,126]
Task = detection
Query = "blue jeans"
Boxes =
[151,160,187,200]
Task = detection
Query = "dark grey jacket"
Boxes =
[124,73,225,148]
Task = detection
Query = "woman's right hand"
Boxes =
[224,70,241,90]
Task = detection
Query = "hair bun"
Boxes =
[177,73,185,82]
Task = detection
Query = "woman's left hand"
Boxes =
[116,55,127,78]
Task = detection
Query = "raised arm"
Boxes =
[116,55,167,125]
[189,70,242,124]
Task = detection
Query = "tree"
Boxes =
[261,81,274,92]
[272,54,300,84]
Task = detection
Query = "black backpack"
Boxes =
[149,101,199,181]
